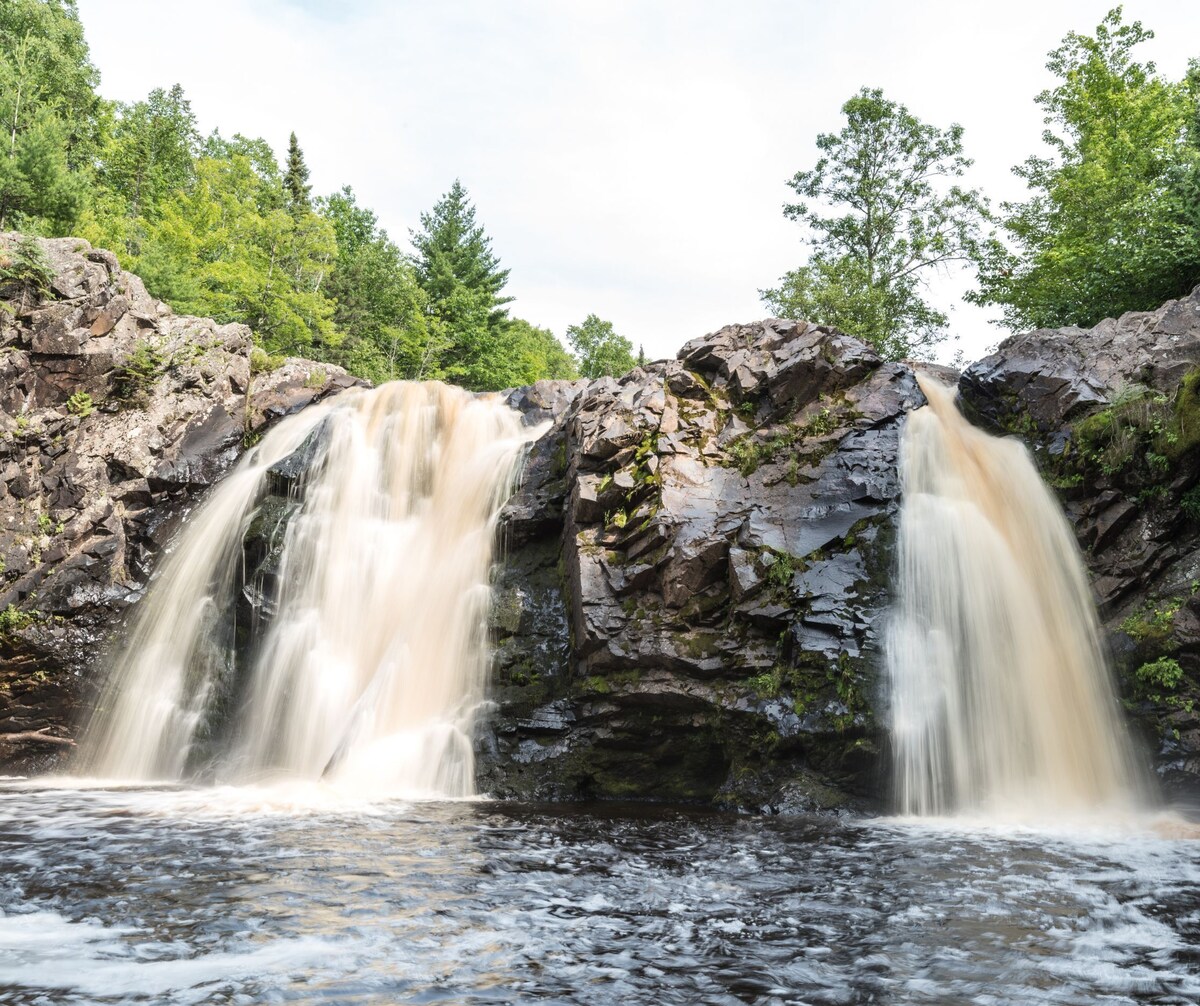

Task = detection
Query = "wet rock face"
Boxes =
[482,319,926,811]
[0,234,360,771]
[962,288,1200,433]
[960,285,1200,794]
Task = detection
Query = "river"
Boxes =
[1,782,1197,1005]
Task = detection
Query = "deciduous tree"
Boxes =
[566,314,635,378]
[971,8,1200,330]
[762,87,990,360]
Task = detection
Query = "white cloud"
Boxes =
[76,0,1200,364]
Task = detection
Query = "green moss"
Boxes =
[677,630,722,658]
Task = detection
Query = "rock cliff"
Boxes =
[3,232,1198,808]
[0,234,357,771]
[482,324,931,811]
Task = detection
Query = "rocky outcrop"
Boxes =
[481,321,928,811]
[961,285,1200,794]
[0,234,358,771]
[7,231,1196,809]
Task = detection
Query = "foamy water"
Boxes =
[78,382,534,796]
[887,376,1143,817]
[2,783,1197,1005]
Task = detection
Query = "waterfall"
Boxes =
[887,375,1144,817]
[77,381,531,797]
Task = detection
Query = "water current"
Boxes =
[2,782,1197,1005]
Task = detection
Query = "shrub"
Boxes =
[66,391,93,417]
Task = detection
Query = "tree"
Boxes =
[566,314,635,378]
[410,180,514,389]
[319,185,431,383]
[88,84,198,254]
[133,143,338,356]
[762,87,991,360]
[0,104,82,230]
[506,318,580,383]
[0,0,102,230]
[971,9,1200,330]
[0,0,105,169]
[283,131,311,214]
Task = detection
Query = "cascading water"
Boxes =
[887,375,1144,818]
[77,381,532,797]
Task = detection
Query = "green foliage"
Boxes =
[1120,597,1181,646]
[972,9,1200,329]
[111,339,164,406]
[0,233,53,299]
[88,83,197,254]
[249,346,284,375]
[318,185,431,383]
[0,603,32,635]
[1181,485,1200,519]
[1074,386,1172,475]
[1067,375,1200,506]
[128,143,339,356]
[725,407,840,476]
[0,104,84,232]
[764,551,795,591]
[1135,656,1184,692]
[505,318,580,383]
[746,667,784,697]
[65,389,92,417]
[566,313,634,379]
[0,0,102,231]
[763,87,991,360]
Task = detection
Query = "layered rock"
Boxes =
[482,321,928,811]
[961,285,1200,793]
[0,235,357,771]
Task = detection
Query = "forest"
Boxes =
[1,2,1198,384]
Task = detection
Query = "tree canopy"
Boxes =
[0,0,100,231]
[763,87,991,360]
[971,7,1200,330]
[566,314,636,378]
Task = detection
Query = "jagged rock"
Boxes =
[963,286,1200,431]
[0,234,362,771]
[480,319,924,810]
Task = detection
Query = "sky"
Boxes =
[75,0,1199,365]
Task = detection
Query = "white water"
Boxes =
[887,376,1145,818]
[78,381,532,797]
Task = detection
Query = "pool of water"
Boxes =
[1,782,1198,1004]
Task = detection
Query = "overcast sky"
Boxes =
[75,1,1198,365]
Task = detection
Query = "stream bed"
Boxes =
[1,782,1198,1005]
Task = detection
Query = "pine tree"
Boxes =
[283,131,311,214]
[410,180,515,389]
